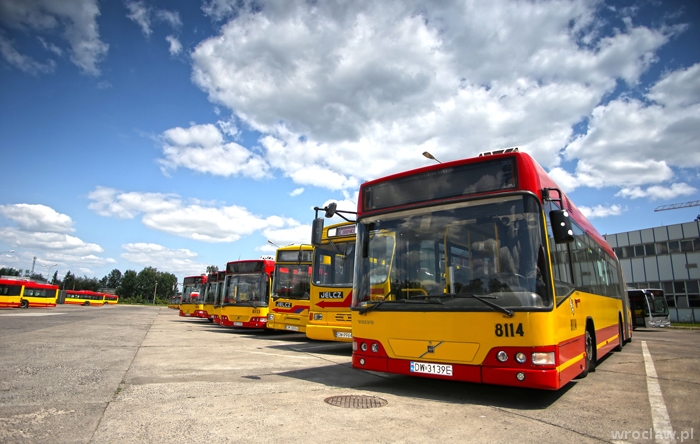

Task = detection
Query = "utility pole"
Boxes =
[153,281,158,304]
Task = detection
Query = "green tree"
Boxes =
[62,271,76,290]
[155,271,178,303]
[104,269,122,289]
[75,276,101,291]
[206,265,219,274]
[0,267,21,277]
[117,270,138,301]
[136,267,158,303]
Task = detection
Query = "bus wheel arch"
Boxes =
[578,319,596,379]
[83,301,90,306]
[20,299,29,309]
[613,314,624,352]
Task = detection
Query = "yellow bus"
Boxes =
[220,259,275,329]
[199,271,221,321]
[168,294,181,309]
[267,245,313,333]
[348,149,632,390]
[65,290,106,306]
[178,275,207,318]
[208,271,226,324]
[307,222,357,342]
[0,278,59,308]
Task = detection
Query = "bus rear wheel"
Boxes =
[613,321,624,352]
[20,299,29,309]
[83,301,90,306]
[577,327,596,379]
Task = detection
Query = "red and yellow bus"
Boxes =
[267,245,313,333]
[348,149,632,390]
[168,294,181,309]
[104,294,119,305]
[307,222,356,342]
[65,290,107,306]
[220,259,275,329]
[202,271,225,322]
[178,275,208,317]
[211,271,227,324]
[0,278,59,308]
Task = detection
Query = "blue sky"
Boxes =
[1,0,699,284]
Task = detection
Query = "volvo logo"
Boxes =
[420,341,443,358]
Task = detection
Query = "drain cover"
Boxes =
[324,395,388,409]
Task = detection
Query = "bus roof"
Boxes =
[358,150,613,258]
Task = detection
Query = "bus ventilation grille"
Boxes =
[478,146,519,157]
[324,395,388,409]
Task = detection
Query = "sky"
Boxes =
[0,0,699,285]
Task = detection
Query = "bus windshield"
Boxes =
[272,264,311,300]
[225,274,267,305]
[649,294,668,316]
[313,241,356,287]
[354,193,551,310]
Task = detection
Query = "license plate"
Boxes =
[184,313,191,317]
[334,331,352,338]
[285,325,299,331]
[410,361,453,376]
[233,321,243,327]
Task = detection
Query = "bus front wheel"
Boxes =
[20,299,29,309]
[83,301,90,306]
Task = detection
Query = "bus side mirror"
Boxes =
[324,202,337,218]
[311,218,324,246]
[550,209,574,243]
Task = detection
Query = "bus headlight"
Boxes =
[371,343,379,353]
[313,313,323,321]
[496,351,508,362]
[532,352,555,365]
[267,314,274,321]
[515,352,527,364]
[360,342,368,352]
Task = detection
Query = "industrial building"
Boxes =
[604,219,700,323]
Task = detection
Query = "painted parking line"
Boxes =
[642,340,676,444]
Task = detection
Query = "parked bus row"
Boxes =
[0,278,119,308]
[177,220,356,344]
[174,150,678,390]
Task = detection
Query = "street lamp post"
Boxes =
[46,264,58,284]
[422,151,442,163]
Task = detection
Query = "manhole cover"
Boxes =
[324,395,388,409]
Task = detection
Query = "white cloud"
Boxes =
[126,1,151,36]
[290,188,304,197]
[182,0,695,200]
[126,1,181,37]
[616,183,697,201]
[121,243,206,276]
[578,204,624,219]
[87,186,181,219]
[158,123,271,179]
[166,35,182,55]
[0,228,103,256]
[0,203,75,233]
[0,34,56,74]
[88,187,303,243]
[0,0,108,75]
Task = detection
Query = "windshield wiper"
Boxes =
[358,298,443,315]
[427,293,514,317]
